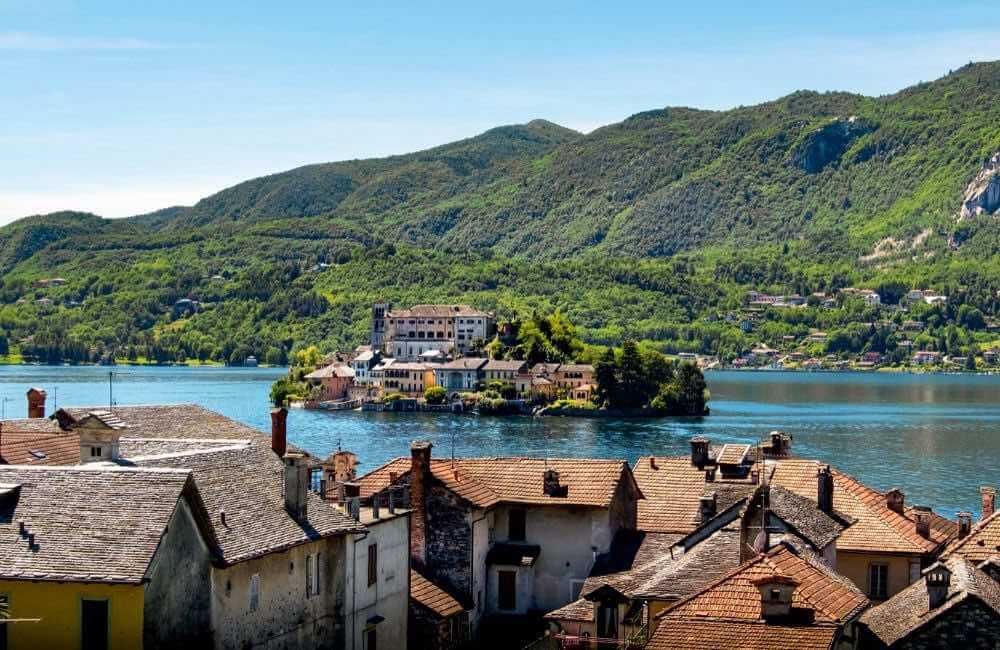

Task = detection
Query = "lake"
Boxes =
[1,365,996,518]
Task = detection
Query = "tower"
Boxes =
[371,300,391,352]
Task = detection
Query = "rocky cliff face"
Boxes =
[791,116,875,174]
[960,152,1000,219]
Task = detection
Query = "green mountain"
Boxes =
[5,63,1000,364]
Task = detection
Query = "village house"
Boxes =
[380,362,436,397]
[433,357,488,393]
[350,345,380,385]
[304,362,355,401]
[482,359,528,384]
[633,435,956,602]
[356,441,643,641]
[371,302,496,361]
[912,350,941,365]
[553,364,595,390]
[648,542,869,650]
[857,555,1000,648]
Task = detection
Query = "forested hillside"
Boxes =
[4,63,1000,364]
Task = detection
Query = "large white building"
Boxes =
[371,303,495,361]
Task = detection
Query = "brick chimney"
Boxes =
[283,452,309,520]
[817,465,834,514]
[410,440,433,568]
[270,407,287,457]
[699,492,717,524]
[26,388,46,419]
[981,486,997,521]
[957,512,973,539]
[925,563,952,610]
[690,436,710,468]
[753,575,799,620]
[886,488,905,514]
[543,468,567,497]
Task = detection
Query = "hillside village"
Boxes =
[1,388,998,648]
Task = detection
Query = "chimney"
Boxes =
[925,563,952,609]
[753,575,799,620]
[543,468,568,497]
[957,512,973,539]
[690,436,710,468]
[649,457,658,470]
[26,388,46,419]
[271,408,288,457]
[817,465,834,514]
[886,488,905,514]
[410,440,433,568]
[913,505,931,539]
[981,486,997,521]
[699,492,717,524]
[283,453,309,520]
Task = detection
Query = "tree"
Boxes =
[424,386,447,404]
[616,340,646,409]
[594,348,618,407]
[675,363,709,415]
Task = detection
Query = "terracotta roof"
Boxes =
[661,544,868,624]
[305,363,355,379]
[0,465,197,583]
[943,510,1000,564]
[717,443,751,466]
[358,456,638,509]
[410,570,465,618]
[388,304,491,318]
[1,430,81,465]
[858,555,1000,646]
[772,459,952,555]
[129,442,364,564]
[54,404,265,441]
[648,620,838,650]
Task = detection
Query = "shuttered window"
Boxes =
[249,574,261,611]
[368,544,378,587]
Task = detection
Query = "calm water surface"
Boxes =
[2,366,997,518]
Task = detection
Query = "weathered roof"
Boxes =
[545,598,593,622]
[129,442,364,564]
[767,485,847,551]
[648,620,838,650]
[305,363,355,379]
[436,358,489,371]
[530,363,561,375]
[717,443,751,466]
[388,304,491,318]
[858,555,1000,646]
[660,544,868,624]
[410,570,465,618]
[557,364,594,373]
[54,404,265,441]
[358,456,638,509]
[0,465,196,583]
[2,418,63,434]
[483,359,528,371]
[944,510,1000,564]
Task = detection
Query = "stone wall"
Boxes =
[426,483,475,601]
[887,598,1000,650]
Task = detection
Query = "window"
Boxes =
[498,570,517,610]
[306,554,314,597]
[81,598,109,650]
[365,627,377,650]
[508,509,526,541]
[249,574,261,611]
[90,446,102,458]
[368,543,378,587]
[869,564,888,600]
[597,602,618,640]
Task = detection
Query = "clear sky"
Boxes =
[3,1,1000,223]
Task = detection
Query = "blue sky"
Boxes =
[3,1,1000,222]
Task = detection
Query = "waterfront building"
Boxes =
[482,359,528,384]
[380,362,436,397]
[554,364,595,390]
[433,357,489,393]
[304,362,355,401]
[372,303,496,361]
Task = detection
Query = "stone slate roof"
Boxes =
[410,570,465,618]
[944,510,1000,564]
[483,360,527,372]
[858,555,1000,646]
[359,456,639,509]
[437,358,489,371]
[767,484,848,551]
[2,418,63,434]
[0,465,196,584]
[545,597,594,622]
[128,442,364,565]
[54,404,265,441]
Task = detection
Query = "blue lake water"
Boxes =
[2,366,997,518]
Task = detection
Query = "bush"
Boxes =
[384,392,405,403]
[424,386,447,404]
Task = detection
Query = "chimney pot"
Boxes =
[649,457,658,470]
[698,492,717,524]
[270,408,288,457]
[957,512,973,538]
[543,468,567,497]
[886,488,905,514]
[753,575,799,620]
[981,486,997,521]
[26,387,47,419]
[690,436,710,468]
[817,465,834,514]
[913,505,932,538]
[283,453,308,520]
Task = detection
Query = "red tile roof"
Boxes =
[410,570,465,618]
[648,620,838,650]
[0,430,81,465]
[943,510,1000,564]
[359,456,637,509]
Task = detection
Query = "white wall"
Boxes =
[346,513,410,650]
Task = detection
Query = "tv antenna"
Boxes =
[107,370,133,411]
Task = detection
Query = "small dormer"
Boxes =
[73,410,127,463]
[752,574,799,620]
[925,563,952,609]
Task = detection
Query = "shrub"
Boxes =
[424,385,447,404]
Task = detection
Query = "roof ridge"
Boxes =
[0,464,192,475]
[656,551,772,620]
[831,468,941,551]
